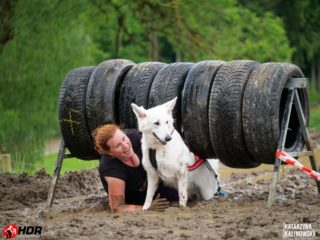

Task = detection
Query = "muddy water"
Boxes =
[1,148,320,239]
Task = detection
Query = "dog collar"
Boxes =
[149,149,158,169]
[148,149,224,197]
[188,154,205,171]
[148,150,206,172]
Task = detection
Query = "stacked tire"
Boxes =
[58,59,309,168]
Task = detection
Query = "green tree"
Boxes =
[160,0,291,62]
[88,0,292,62]
[238,0,320,91]
[0,0,98,168]
[0,0,293,171]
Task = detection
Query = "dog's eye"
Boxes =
[166,121,169,124]
[154,121,160,126]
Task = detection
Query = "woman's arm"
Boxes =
[105,176,142,213]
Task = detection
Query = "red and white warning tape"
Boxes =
[275,150,320,181]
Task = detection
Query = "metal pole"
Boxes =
[46,139,66,207]
[293,90,320,193]
[267,89,294,208]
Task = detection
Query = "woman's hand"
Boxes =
[149,194,170,212]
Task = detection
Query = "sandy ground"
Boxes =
[1,130,320,239]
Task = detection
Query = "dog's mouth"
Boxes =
[153,132,167,145]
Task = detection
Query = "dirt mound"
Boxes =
[0,168,103,211]
[1,165,319,239]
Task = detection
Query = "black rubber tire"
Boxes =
[181,60,224,158]
[86,59,135,132]
[243,62,309,164]
[209,60,261,168]
[148,62,193,131]
[58,66,100,160]
[119,62,166,129]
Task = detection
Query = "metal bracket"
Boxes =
[284,78,308,89]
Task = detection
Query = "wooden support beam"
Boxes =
[0,153,12,172]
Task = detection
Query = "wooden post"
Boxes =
[0,153,12,172]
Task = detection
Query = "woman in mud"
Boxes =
[92,124,178,213]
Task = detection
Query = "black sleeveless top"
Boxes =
[98,129,147,205]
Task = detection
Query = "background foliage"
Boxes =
[1,0,319,172]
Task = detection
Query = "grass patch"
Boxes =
[11,153,99,176]
[309,85,320,105]
[42,153,99,175]
[309,105,320,132]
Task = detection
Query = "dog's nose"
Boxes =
[165,135,172,142]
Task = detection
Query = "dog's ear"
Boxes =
[164,97,177,113]
[131,103,147,119]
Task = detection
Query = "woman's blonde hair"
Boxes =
[92,124,120,154]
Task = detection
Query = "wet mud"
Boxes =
[1,137,320,239]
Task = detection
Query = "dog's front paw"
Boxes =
[179,197,187,208]
[142,203,151,211]
[179,202,187,209]
[179,195,188,208]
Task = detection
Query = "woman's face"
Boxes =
[106,129,134,160]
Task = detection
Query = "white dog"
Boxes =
[131,97,220,209]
